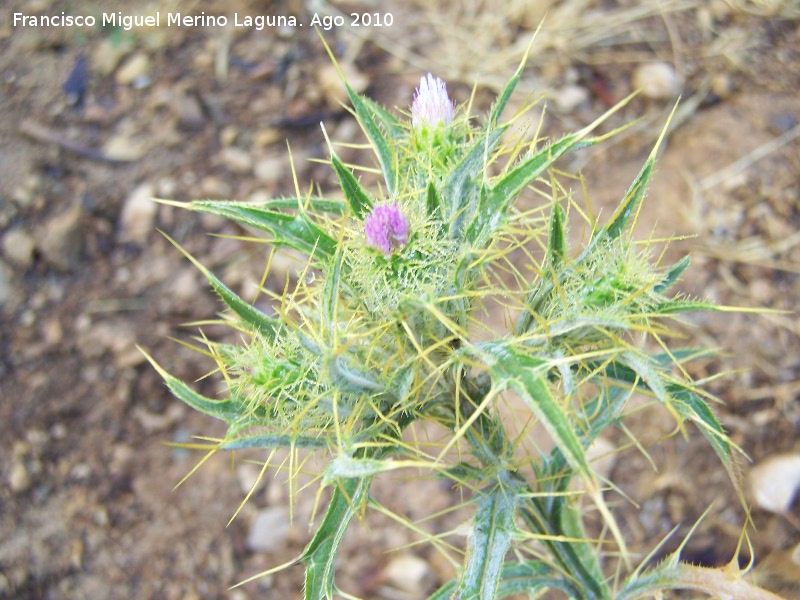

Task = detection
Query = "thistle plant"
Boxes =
[142,50,783,600]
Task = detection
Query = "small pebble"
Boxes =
[552,84,590,113]
[220,125,239,147]
[102,133,148,162]
[171,90,205,130]
[632,61,680,100]
[236,463,264,496]
[246,507,291,552]
[92,37,133,76]
[37,202,83,270]
[750,453,800,515]
[115,52,151,86]
[119,182,157,244]
[254,155,288,185]
[383,553,435,595]
[253,127,282,148]
[9,460,31,493]
[220,146,253,174]
[1,228,35,269]
[200,176,231,198]
[769,114,798,135]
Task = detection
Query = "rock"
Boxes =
[11,173,41,208]
[115,52,151,87]
[200,175,232,198]
[37,202,83,270]
[9,460,31,493]
[383,553,435,595]
[750,453,800,515]
[171,90,205,130]
[169,269,202,304]
[237,463,265,496]
[254,155,288,185]
[1,228,35,269]
[93,37,134,77]
[253,127,282,148]
[102,133,148,162]
[220,125,238,147]
[632,62,680,100]
[119,182,157,244]
[246,507,291,552]
[133,403,184,434]
[219,146,253,174]
[552,84,590,113]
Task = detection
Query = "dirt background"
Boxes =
[1,1,799,599]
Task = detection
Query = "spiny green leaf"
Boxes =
[323,247,344,330]
[430,560,578,599]
[474,341,592,480]
[456,480,518,599]
[325,455,399,478]
[672,390,733,465]
[345,84,398,195]
[592,102,677,246]
[220,434,329,451]
[301,477,370,600]
[487,32,538,128]
[247,196,347,215]
[162,231,282,338]
[443,128,505,235]
[547,201,567,268]
[189,201,337,262]
[655,255,690,293]
[426,180,441,218]
[466,135,595,246]
[140,348,241,424]
[330,154,373,219]
[652,298,718,314]
[559,504,606,586]
[355,92,404,140]
[602,157,653,243]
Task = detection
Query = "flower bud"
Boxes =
[364,203,409,255]
[412,73,455,129]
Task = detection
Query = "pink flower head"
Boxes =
[412,73,455,129]
[364,203,409,255]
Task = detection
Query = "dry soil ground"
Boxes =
[1,1,799,599]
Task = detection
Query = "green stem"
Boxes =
[457,381,610,600]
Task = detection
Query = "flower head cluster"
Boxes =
[364,203,409,255]
[412,73,455,129]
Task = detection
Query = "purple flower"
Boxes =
[364,203,409,255]
[412,73,455,129]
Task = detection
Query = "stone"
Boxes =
[93,37,134,77]
[632,62,680,100]
[119,182,157,244]
[219,146,253,174]
[246,507,291,552]
[254,155,288,185]
[237,463,265,496]
[750,453,800,515]
[383,553,435,595]
[1,228,35,269]
[37,202,83,270]
[102,133,148,162]
[552,84,590,113]
[115,52,151,86]
[171,90,205,130]
[9,460,31,493]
